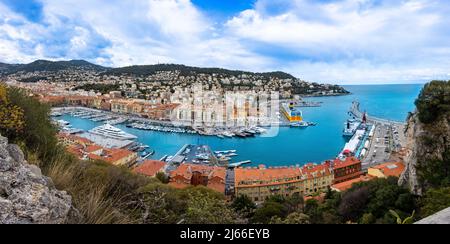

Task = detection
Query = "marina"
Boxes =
[53,84,423,167]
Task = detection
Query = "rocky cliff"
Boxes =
[399,112,450,195]
[0,134,73,224]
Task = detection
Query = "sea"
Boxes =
[60,84,424,167]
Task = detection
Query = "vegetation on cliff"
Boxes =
[415,80,450,124]
[408,80,450,217]
[74,83,121,94]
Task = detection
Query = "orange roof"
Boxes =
[370,162,405,178]
[133,160,166,177]
[85,145,103,153]
[333,157,361,169]
[88,148,135,165]
[169,164,226,192]
[58,133,93,145]
[331,175,375,192]
[304,193,326,203]
[66,145,84,158]
[302,162,332,179]
[170,164,226,180]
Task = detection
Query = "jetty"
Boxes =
[350,101,406,126]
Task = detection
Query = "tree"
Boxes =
[184,187,238,224]
[389,210,415,224]
[420,187,450,217]
[0,85,25,136]
[270,212,310,224]
[414,80,450,124]
[360,213,375,224]
[338,186,369,221]
[231,195,256,218]
[251,201,286,224]
[5,87,59,164]
[155,172,169,184]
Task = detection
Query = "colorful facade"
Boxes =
[234,163,333,203]
[169,164,226,193]
[332,157,363,184]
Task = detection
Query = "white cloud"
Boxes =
[0,0,449,84]
[225,0,450,83]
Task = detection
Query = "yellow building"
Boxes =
[234,163,333,203]
[301,163,334,195]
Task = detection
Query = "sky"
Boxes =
[0,0,450,84]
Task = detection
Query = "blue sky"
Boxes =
[1,0,450,84]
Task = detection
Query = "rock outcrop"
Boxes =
[399,112,450,195]
[0,134,72,224]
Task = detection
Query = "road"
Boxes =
[362,122,406,169]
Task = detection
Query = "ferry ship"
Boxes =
[343,119,361,137]
[281,102,303,122]
[89,124,138,140]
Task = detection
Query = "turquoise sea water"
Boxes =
[61,84,423,166]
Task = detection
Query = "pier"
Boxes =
[350,101,406,126]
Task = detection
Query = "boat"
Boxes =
[235,133,247,138]
[343,119,361,137]
[55,119,70,127]
[51,112,62,117]
[222,131,234,138]
[281,102,303,123]
[88,124,138,140]
[290,121,309,127]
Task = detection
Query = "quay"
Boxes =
[348,101,407,169]
[350,101,406,126]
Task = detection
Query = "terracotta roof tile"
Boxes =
[133,160,166,177]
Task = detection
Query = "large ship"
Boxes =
[281,102,303,123]
[89,124,138,140]
[343,119,361,137]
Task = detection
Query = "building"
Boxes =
[169,164,226,193]
[368,162,405,178]
[59,132,138,167]
[236,165,303,203]
[234,163,333,203]
[87,148,138,167]
[133,160,167,177]
[331,175,375,192]
[301,162,334,195]
[332,157,363,184]
[57,133,93,147]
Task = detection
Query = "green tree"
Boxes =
[414,80,450,124]
[231,195,256,218]
[270,212,310,224]
[0,85,25,136]
[420,187,450,217]
[389,210,415,224]
[184,187,238,224]
[360,213,375,224]
[251,201,287,224]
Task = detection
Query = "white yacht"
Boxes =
[89,124,137,140]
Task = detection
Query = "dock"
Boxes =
[350,101,406,126]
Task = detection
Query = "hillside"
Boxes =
[104,63,296,80]
[1,60,108,75]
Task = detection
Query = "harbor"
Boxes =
[51,85,421,167]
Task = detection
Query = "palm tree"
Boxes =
[389,210,415,224]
